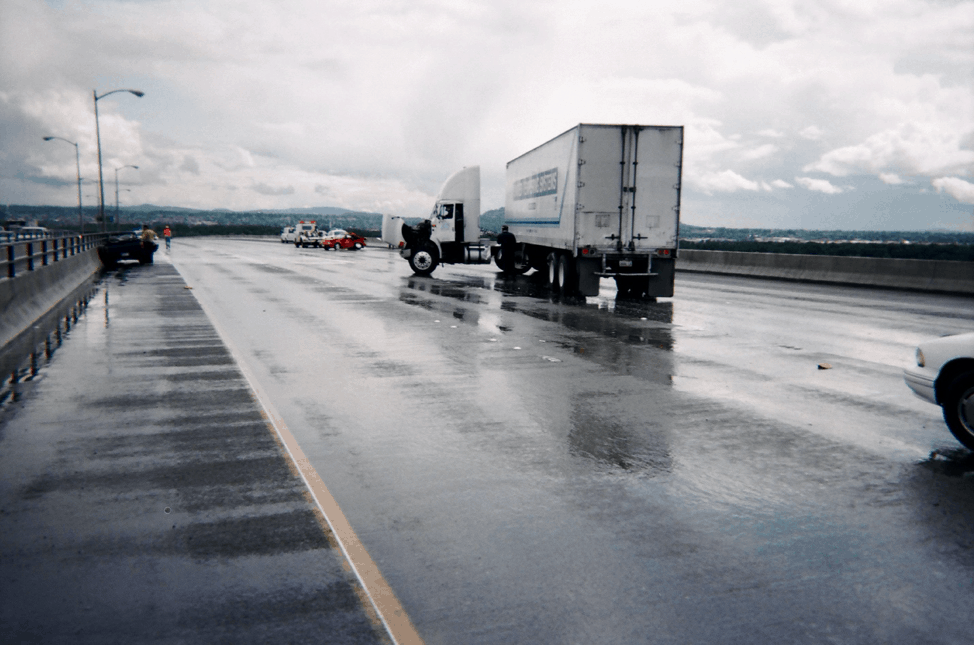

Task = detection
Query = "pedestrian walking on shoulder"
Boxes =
[163,225,172,250]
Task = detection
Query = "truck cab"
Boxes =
[400,166,492,275]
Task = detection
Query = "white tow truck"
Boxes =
[399,123,683,298]
[293,220,320,247]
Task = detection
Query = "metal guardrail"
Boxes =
[1,232,107,280]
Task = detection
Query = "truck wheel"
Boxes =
[547,252,559,286]
[409,243,439,276]
[943,371,974,450]
[557,254,576,295]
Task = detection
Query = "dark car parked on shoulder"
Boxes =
[97,232,157,268]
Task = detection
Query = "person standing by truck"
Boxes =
[496,225,516,273]
[163,225,172,250]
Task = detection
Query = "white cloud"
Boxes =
[932,177,974,204]
[879,173,905,185]
[805,122,974,178]
[738,143,778,162]
[795,176,847,194]
[799,126,824,141]
[1,0,973,231]
[253,183,295,196]
[691,169,760,194]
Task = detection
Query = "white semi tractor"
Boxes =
[400,123,683,298]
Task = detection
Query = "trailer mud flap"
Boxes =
[576,257,601,297]
[645,257,675,298]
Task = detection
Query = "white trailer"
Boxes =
[400,123,683,298]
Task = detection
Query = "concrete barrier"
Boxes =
[0,248,102,348]
[677,249,974,295]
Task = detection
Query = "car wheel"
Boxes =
[354,242,363,249]
[943,371,974,450]
[408,243,438,276]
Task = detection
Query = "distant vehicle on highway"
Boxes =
[16,226,49,240]
[321,228,347,240]
[904,332,974,449]
[280,226,296,243]
[321,230,366,250]
[293,221,319,247]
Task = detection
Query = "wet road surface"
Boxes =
[5,237,973,644]
[168,238,974,644]
[0,262,390,644]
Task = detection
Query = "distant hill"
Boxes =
[4,203,972,245]
[680,223,974,245]
[2,204,384,231]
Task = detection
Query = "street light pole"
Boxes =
[93,88,144,233]
[115,165,139,231]
[42,136,84,234]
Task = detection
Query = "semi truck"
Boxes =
[400,123,683,298]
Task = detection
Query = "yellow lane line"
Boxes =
[264,407,424,645]
[176,265,424,645]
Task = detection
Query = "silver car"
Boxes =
[904,332,974,449]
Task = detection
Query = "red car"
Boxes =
[321,231,367,250]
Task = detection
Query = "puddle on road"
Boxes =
[0,280,100,410]
[919,448,974,478]
[400,272,677,352]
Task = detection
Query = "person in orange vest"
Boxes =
[163,225,172,250]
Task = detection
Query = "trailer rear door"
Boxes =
[630,126,682,251]
[575,125,682,253]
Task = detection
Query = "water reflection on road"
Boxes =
[169,240,974,644]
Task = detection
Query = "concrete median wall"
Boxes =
[676,249,974,295]
[0,248,102,348]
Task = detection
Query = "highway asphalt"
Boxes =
[0,259,395,644]
[3,238,973,644]
[169,238,974,644]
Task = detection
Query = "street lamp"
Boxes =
[42,136,84,233]
[93,88,144,232]
[115,165,139,230]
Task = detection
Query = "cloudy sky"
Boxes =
[2,0,972,230]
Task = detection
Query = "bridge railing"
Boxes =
[1,232,107,280]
